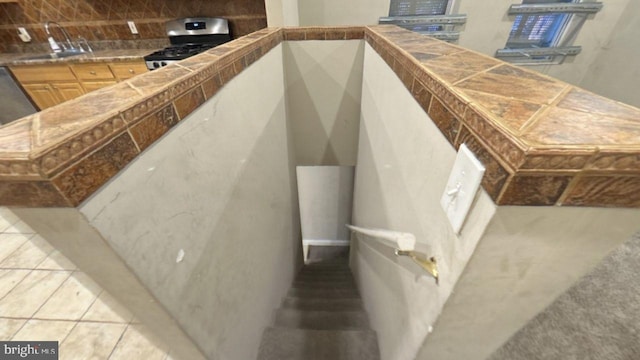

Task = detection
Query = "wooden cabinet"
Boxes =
[10,64,77,83]
[81,81,118,92]
[21,84,60,110]
[72,63,118,93]
[72,63,115,81]
[9,59,147,111]
[109,62,148,80]
[12,65,84,110]
[52,82,86,102]
[20,82,85,110]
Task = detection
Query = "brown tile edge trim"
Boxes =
[0,28,282,207]
[283,27,365,41]
[0,26,367,207]
[2,25,635,208]
[363,26,640,207]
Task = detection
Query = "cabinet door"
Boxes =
[81,81,118,93]
[21,83,59,110]
[109,61,148,80]
[52,82,85,103]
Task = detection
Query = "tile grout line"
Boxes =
[107,323,131,360]
[0,217,21,233]
[0,233,35,265]
[28,236,57,270]
[8,317,29,341]
[518,84,573,136]
[25,270,75,329]
[58,320,80,350]
[54,269,91,349]
[0,268,36,303]
[77,288,105,323]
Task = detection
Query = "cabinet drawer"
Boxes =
[110,62,148,80]
[72,63,115,80]
[82,81,118,92]
[10,65,76,83]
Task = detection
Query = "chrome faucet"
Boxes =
[44,21,79,53]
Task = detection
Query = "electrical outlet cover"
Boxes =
[127,21,139,34]
[440,144,485,234]
[17,27,31,42]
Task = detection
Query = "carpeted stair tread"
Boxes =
[306,245,349,262]
[256,260,380,359]
[298,271,352,276]
[293,280,356,289]
[281,297,364,311]
[275,308,370,330]
[298,268,352,275]
[303,260,349,265]
[296,273,353,280]
[295,276,355,284]
[257,327,380,360]
[288,287,360,299]
[305,257,349,264]
[302,261,350,268]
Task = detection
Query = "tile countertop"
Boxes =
[0,49,159,66]
[0,25,639,208]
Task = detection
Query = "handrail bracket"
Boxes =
[395,250,439,285]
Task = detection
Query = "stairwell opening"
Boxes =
[282,39,364,265]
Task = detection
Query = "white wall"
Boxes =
[297,0,391,26]
[351,43,497,360]
[283,40,364,166]
[580,0,640,107]
[265,0,300,26]
[74,44,302,360]
[271,0,639,107]
[354,41,640,360]
[297,166,355,242]
[418,206,640,360]
[457,0,633,94]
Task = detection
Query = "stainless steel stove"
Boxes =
[144,17,232,70]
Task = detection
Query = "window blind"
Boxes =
[389,0,449,16]
[507,0,573,48]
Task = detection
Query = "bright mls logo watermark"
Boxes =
[1,342,58,359]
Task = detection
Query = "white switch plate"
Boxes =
[127,21,139,35]
[440,144,485,234]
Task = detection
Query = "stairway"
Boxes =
[257,257,380,360]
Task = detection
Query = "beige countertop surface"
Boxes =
[0,48,158,66]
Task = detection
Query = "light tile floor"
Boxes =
[0,207,172,359]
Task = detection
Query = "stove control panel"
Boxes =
[145,60,172,70]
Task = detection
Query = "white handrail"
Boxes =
[345,224,416,251]
[346,224,439,285]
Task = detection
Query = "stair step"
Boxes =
[305,261,348,267]
[303,262,349,268]
[298,270,353,276]
[296,275,353,282]
[298,269,351,276]
[293,281,355,289]
[257,327,380,360]
[288,287,360,299]
[306,245,349,262]
[296,276,354,283]
[281,297,364,311]
[298,269,352,276]
[275,309,369,330]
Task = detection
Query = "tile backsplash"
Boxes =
[0,0,267,52]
